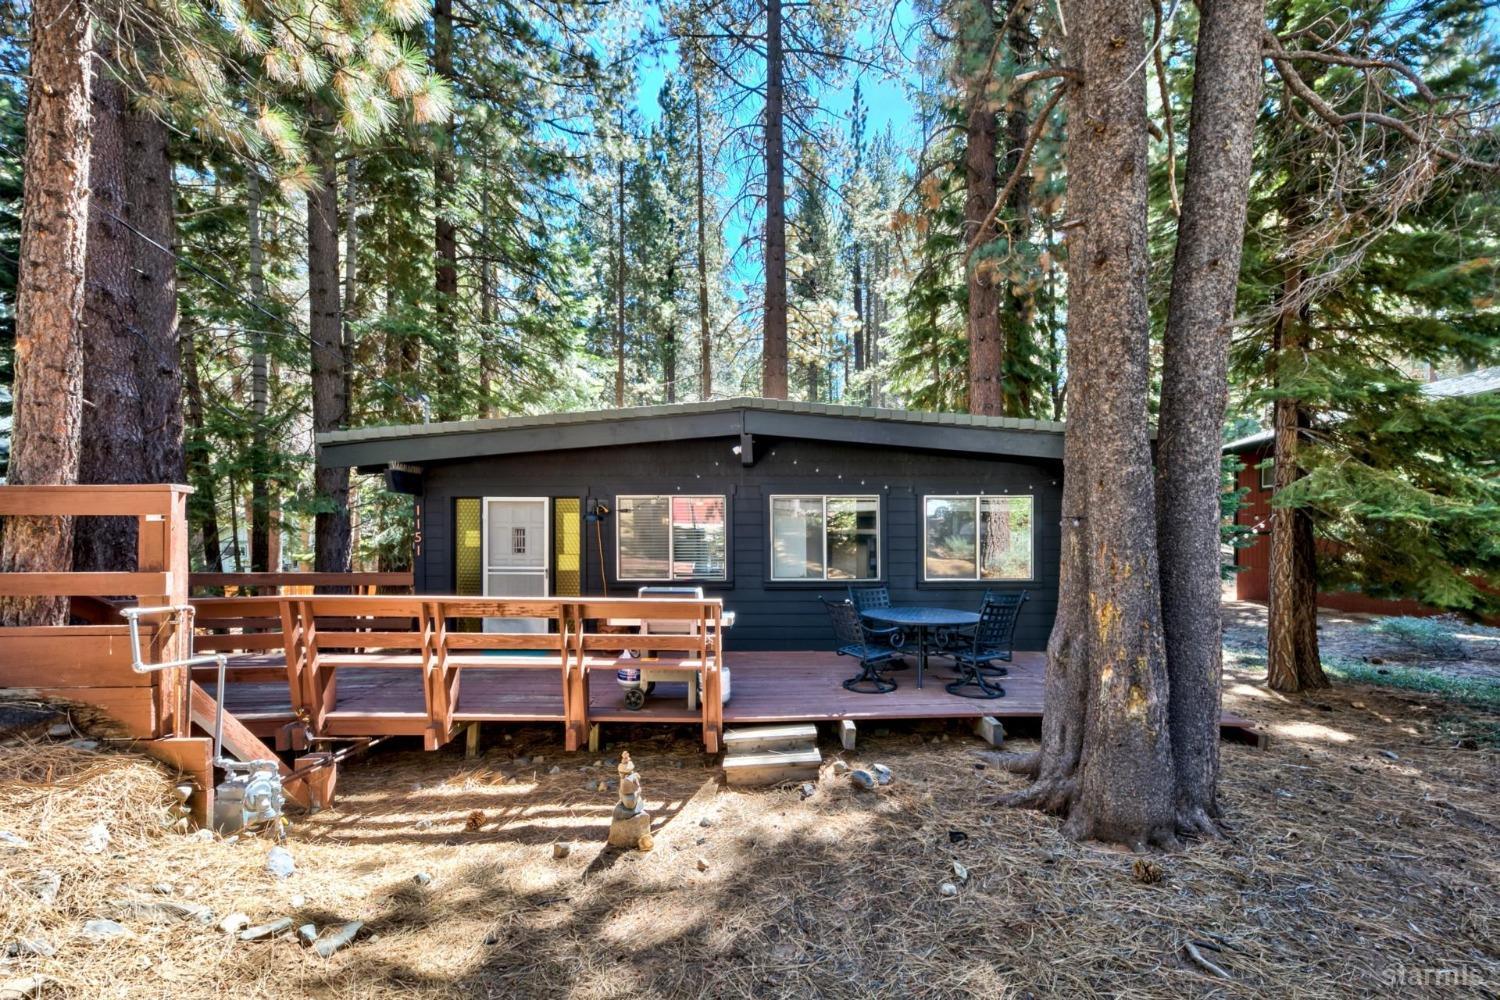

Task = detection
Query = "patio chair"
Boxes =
[945,594,1028,699]
[847,585,909,664]
[822,598,902,694]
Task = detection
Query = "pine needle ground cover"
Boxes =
[2,669,1496,999]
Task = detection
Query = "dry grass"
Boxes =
[2,665,1497,999]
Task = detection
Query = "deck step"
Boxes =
[722,723,818,756]
[722,747,822,787]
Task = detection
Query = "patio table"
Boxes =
[859,606,979,689]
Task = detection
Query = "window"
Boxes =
[923,495,1033,581]
[616,495,727,581]
[1259,460,1275,491]
[770,495,880,581]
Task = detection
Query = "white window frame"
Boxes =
[768,494,882,582]
[1259,460,1275,491]
[921,494,1036,583]
[615,494,728,582]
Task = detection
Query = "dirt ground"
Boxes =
[3,627,1498,999]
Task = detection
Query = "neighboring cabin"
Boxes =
[318,398,1064,651]
[1227,366,1500,615]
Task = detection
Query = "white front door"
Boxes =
[482,497,549,633]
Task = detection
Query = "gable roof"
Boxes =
[317,397,1068,469]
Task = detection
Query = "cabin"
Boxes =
[317,398,1066,650]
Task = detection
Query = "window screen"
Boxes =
[617,495,726,581]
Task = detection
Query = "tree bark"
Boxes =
[307,125,351,573]
[998,3,1036,418]
[761,0,788,399]
[478,164,495,417]
[247,171,272,571]
[695,81,712,402]
[1008,0,1176,849]
[1266,294,1326,691]
[432,0,459,420]
[964,2,1002,416]
[75,64,144,574]
[1154,0,1265,835]
[1,0,92,625]
[124,109,183,486]
[181,320,223,572]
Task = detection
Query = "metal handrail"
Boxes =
[121,604,277,773]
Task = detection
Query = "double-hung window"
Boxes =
[923,495,1033,581]
[770,495,880,581]
[616,495,727,581]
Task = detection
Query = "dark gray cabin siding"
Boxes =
[415,436,1062,651]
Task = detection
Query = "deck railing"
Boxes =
[191,595,726,752]
[189,571,414,596]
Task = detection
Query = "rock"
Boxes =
[313,920,364,958]
[65,739,100,751]
[831,760,851,775]
[80,919,128,942]
[938,882,958,897]
[152,883,174,895]
[239,917,293,942]
[0,831,30,850]
[533,755,545,764]
[188,828,214,842]
[265,846,295,878]
[290,895,306,908]
[513,756,532,767]
[27,870,60,906]
[82,821,110,854]
[952,861,969,883]
[1379,749,1399,761]
[608,811,652,847]
[297,923,318,946]
[413,818,432,831]
[4,938,56,958]
[552,842,571,860]
[698,817,714,828]
[0,975,55,999]
[218,913,250,934]
[696,858,709,872]
[849,769,877,790]
[413,872,433,886]
[112,899,213,925]
[548,766,561,775]
[47,722,72,738]
[799,783,816,800]
[871,763,892,785]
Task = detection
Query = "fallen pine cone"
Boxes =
[464,810,487,832]
[1132,859,1164,885]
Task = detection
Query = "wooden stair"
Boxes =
[722,723,821,786]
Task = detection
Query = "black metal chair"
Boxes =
[846,585,909,665]
[945,593,1029,699]
[822,598,902,694]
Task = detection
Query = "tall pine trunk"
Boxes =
[998,4,1036,417]
[761,0,788,398]
[75,64,144,573]
[307,126,351,574]
[124,110,182,486]
[1,0,93,625]
[695,83,712,401]
[248,171,272,571]
[181,320,223,572]
[1266,292,1326,691]
[1009,0,1176,849]
[432,0,459,420]
[1154,0,1265,835]
[614,138,626,408]
[963,2,1002,416]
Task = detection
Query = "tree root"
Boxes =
[975,749,1040,776]
[1000,775,1076,815]
[1175,803,1226,841]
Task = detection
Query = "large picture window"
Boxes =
[923,495,1033,581]
[770,495,880,581]
[616,495,727,581]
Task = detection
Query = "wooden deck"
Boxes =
[204,649,1262,745]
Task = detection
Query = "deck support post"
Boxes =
[465,722,481,758]
[294,752,337,809]
[587,723,601,753]
[973,716,1005,747]
[838,719,856,750]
